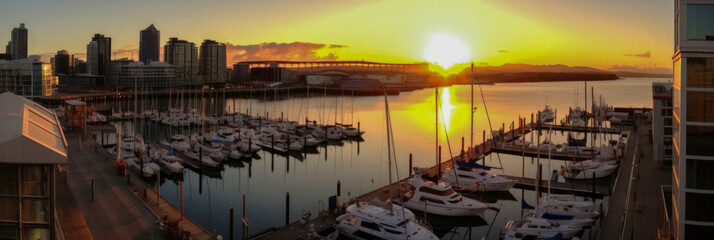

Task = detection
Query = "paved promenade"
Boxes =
[65,132,164,239]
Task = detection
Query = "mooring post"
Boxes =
[285,192,290,226]
[337,180,341,197]
[242,195,247,239]
[91,178,95,201]
[78,135,82,152]
[156,170,160,207]
[409,154,413,175]
[229,207,234,240]
[461,137,464,154]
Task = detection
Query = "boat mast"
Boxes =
[470,63,474,153]
[384,93,393,213]
[435,87,439,177]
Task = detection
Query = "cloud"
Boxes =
[624,50,651,58]
[498,50,508,53]
[227,42,346,63]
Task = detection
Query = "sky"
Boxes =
[0,0,674,74]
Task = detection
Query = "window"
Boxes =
[0,224,18,240]
[686,58,714,88]
[686,125,714,156]
[662,108,673,117]
[665,118,673,126]
[687,159,714,190]
[0,165,17,195]
[687,91,714,122]
[21,166,47,197]
[665,127,673,135]
[419,197,445,204]
[685,192,714,221]
[360,221,381,232]
[685,224,714,238]
[22,228,50,240]
[687,4,714,40]
[0,199,18,221]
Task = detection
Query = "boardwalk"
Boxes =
[65,132,164,240]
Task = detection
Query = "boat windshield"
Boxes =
[396,219,409,227]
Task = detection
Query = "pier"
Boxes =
[251,119,624,240]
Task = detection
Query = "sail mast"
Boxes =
[470,63,474,152]
[384,93,393,213]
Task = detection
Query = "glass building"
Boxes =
[672,1,714,238]
[0,58,56,99]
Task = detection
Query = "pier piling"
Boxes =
[437,146,442,181]
[337,180,341,197]
[156,170,160,207]
[285,192,290,226]
[91,178,95,201]
[409,154,413,176]
[230,207,234,240]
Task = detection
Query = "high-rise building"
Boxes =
[7,23,28,60]
[199,39,226,84]
[108,59,175,90]
[86,34,111,76]
[0,58,56,98]
[672,1,714,238]
[165,37,198,85]
[52,50,73,75]
[139,24,160,64]
[653,82,673,168]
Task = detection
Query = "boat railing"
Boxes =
[414,217,433,231]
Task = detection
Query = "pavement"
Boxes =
[64,131,164,240]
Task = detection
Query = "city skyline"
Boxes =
[0,0,673,75]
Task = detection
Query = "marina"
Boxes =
[61,78,665,239]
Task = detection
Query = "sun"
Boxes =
[423,33,471,70]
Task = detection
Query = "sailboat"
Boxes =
[335,94,437,240]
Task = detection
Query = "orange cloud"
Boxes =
[226,42,346,63]
[624,50,651,58]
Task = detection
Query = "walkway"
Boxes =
[65,132,164,240]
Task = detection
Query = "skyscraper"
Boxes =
[165,37,198,86]
[6,23,28,60]
[52,50,73,75]
[86,34,111,76]
[139,24,160,64]
[672,1,714,238]
[199,39,226,84]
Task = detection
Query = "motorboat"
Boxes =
[539,106,555,123]
[523,211,594,229]
[560,162,617,179]
[501,218,581,239]
[513,139,531,148]
[184,150,220,168]
[160,151,185,174]
[441,163,515,192]
[395,168,489,216]
[542,205,600,219]
[335,202,438,240]
[170,134,191,152]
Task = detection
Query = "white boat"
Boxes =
[539,106,555,123]
[395,169,489,216]
[560,162,618,179]
[523,211,594,229]
[441,166,515,192]
[513,139,531,147]
[539,139,557,151]
[501,218,581,239]
[335,202,438,240]
[170,134,191,152]
[542,205,600,219]
[160,153,184,174]
[184,151,220,168]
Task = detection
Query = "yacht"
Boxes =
[395,168,489,216]
[335,202,438,240]
[539,106,555,123]
[170,134,191,152]
[542,205,600,219]
[441,163,515,192]
[160,151,185,174]
[560,162,617,179]
[501,218,581,239]
[184,150,220,168]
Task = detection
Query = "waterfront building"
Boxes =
[86,34,111,76]
[653,82,674,168]
[51,50,73,76]
[0,92,68,240]
[671,1,714,238]
[199,39,227,85]
[110,60,175,90]
[0,58,56,98]
[164,38,198,86]
[5,23,28,60]
[139,24,160,64]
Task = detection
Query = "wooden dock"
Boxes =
[533,123,622,134]
[143,188,217,240]
[492,145,596,161]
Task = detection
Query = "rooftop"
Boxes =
[0,92,67,164]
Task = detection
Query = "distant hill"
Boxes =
[605,66,672,78]
[447,63,618,84]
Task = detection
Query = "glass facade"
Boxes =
[687,4,714,40]
[685,192,714,222]
[687,58,714,88]
[686,159,714,190]
[686,125,714,156]
[687,91,714,122]
[0,165,51,240]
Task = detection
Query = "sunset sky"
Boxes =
[0,0,673,74]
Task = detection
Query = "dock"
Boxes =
[491,145,596,161]
[251,121,621,239]
[533,123,622,134]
